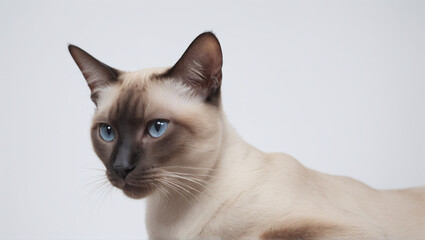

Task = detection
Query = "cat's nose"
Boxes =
[113,139,137,179]
[113,162,136,179]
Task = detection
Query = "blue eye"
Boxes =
[99,124,115,142]
[148,120,169,138]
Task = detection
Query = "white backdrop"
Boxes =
[1,0,424,239]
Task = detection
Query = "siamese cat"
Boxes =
[69,32,425,239]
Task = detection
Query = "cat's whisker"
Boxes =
[161,166,220,172]
[157,182,172,198]
[82,167,106,172]
[165,174,205,194]
[165,172,214,183]
[172,183,201,203]
[160,166,219,177]
[164,172,210,190]
[98,183,114,212]
[157,171,215,197]
[168,179,210,203]
[81,175,109,189]
[159,179,191,203]
[77,179,108,213]
[145,181,155,194]
[81,180,110,204]
[95,180,110,201]
[162,177,200,203]
[164,170,218,179]
[164,172,214,190]
[162,177,201,203]
[92,180,112,214]
[152,181,170,200]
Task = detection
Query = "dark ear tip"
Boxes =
[68,44,76,55]
[198,31,219,41]
[68,44,84,56]
[194,32,222,55]
[68,43,80,54]
[201,31,216,36]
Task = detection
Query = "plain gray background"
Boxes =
[1,0,424,239]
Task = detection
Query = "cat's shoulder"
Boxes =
[262,152,307,175]
[264,152,300,164]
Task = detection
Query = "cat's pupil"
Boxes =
[106,126,112,135]
[147,120,168,138]
[155,122,162,132]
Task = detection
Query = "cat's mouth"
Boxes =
[106,169,158,199]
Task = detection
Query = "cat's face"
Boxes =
[69,33,223,199]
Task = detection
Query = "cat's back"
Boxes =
[254,152,425,239]
[237,152,381,239]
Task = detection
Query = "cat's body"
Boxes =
[148,139,425,239]
[69,32,425,239]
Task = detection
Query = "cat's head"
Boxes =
[69,32,224,199]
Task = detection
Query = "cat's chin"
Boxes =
[108,177,153,199]
[122,184,153,199]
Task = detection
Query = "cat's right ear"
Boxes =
[158,32,223,105]
[68,45,119,105]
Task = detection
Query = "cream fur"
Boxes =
[146,121,425,239]
[93,67,425,240]
[96,69,425,240]
[70,37,425,239]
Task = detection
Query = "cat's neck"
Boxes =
[145,114,263,214]
[145,115,269,239]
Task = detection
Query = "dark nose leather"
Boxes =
[113,162,135,179]
[113,140,136,179]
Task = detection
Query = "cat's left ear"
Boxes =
[68,45,120,105]
[161,32,223,104]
